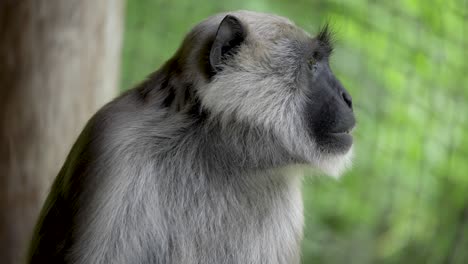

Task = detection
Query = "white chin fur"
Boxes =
[316,146,354,178]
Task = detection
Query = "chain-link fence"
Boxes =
[122,1,468,263]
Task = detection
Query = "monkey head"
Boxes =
[162,11,356,177]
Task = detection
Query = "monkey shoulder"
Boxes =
[28,89,177,263]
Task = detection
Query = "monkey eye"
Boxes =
[307,58,318,73]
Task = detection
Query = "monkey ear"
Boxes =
[209,15,246,73]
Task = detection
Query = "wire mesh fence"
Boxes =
[121,0,468,263]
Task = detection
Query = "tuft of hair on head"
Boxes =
[317,23,335,54]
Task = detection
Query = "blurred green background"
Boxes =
[121,0,468,263]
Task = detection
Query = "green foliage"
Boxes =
[121,0,468,263]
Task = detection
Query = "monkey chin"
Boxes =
[315,146,354,179]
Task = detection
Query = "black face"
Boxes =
[302,32,355,154]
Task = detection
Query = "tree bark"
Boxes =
[0,1,124,263]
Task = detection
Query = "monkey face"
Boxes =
[302,61,355,154]
[300,35,355,156]
[190,11,355,176]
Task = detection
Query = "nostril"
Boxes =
[342,92,353,109]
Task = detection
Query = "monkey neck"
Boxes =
[160,112,299,180]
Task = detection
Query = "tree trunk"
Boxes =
[0,1,124,263]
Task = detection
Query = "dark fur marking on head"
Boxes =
[161,85,176,108]
[135,58,201,113]
[187,96,208,120]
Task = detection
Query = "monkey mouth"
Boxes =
[329,125,354,142]
[328,131,353,140]
[332,126,354,135]
[329,123,355,135]
[317,125,355,154]
[321,132,353,154]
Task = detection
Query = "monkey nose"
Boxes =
[341,91,353,109]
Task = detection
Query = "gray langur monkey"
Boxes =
[27,10,355,264]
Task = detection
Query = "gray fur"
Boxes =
[28,10,355,264]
